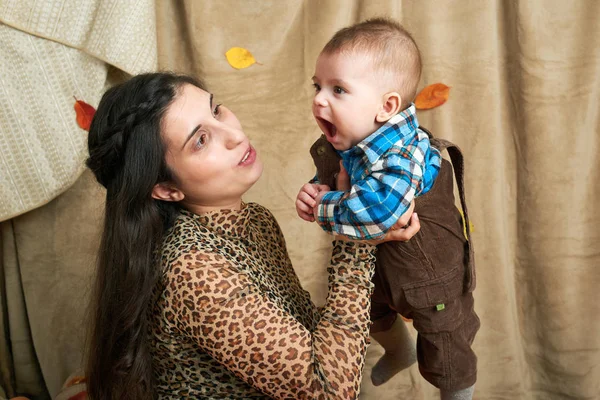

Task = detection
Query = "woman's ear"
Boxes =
[151,182,184,202]
[376,92,402,122]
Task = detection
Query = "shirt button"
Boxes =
[317,146,326,156]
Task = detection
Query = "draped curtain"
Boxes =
[1,1,598,399]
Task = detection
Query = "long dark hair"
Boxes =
[85,72,205,399]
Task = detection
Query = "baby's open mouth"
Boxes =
[317,117,337,139]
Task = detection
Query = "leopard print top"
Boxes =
[149,202,376,399]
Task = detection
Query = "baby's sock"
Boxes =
[440,385,475,400]
[370,317,416,386]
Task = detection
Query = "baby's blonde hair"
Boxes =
[322,18,422,110]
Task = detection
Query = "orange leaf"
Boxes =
[414,83,450,110]
[74,97,96,131]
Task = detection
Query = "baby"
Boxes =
[296,18,479,399]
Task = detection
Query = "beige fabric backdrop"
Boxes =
[0,0,157,222]
[1,1,599,399]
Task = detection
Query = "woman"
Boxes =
[85,72,419,399]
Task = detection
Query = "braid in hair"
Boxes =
[85,72,205,400]
[87,93,171,187]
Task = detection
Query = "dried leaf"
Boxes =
[74,97,96,131]
[225,47,258,69]
[414,83,450,110]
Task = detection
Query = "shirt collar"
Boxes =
[341,103,419,165]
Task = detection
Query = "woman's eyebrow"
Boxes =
[181,93,214,150]
[182,124,202,150]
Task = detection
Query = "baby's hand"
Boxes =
[310,164,349,220]
[296,183,330,222]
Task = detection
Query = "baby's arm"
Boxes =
[315,149,424,240]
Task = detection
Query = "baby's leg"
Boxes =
[440,385,475,400]
[370,315,416,386]
[413,292,479,400]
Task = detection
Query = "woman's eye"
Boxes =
[213,103,222,117]
[333,86,346,94]
[312,83,321,92]
[195,133,208,149]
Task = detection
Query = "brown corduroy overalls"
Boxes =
[310,128,480,390]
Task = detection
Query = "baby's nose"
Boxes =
[313,91,328,107]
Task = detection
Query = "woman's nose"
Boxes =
[223,125,245,149]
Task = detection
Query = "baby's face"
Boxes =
[312,51,387,151]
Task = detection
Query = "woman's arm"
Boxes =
[167,241,376,400]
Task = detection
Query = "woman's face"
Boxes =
[160,84,263,213]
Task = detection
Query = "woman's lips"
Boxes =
[239,145,256,166]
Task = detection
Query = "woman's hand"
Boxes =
[376,209,420,243]
[392,199,415,229]
[336,160,351,191]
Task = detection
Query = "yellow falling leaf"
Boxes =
[225,47,258,69]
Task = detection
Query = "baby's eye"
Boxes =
[195,133,208,150]
[312,83,321,92]
[213,103,222,117]
[333,86,346,94]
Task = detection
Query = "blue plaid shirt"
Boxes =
[316,104,441,240]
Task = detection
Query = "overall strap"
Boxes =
[422,127,476,292]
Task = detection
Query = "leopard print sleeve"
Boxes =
[166,240,376,400]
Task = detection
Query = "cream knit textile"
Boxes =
[0,0,157,221]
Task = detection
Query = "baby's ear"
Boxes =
[152,182,185,202]
[376,92,401,122]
